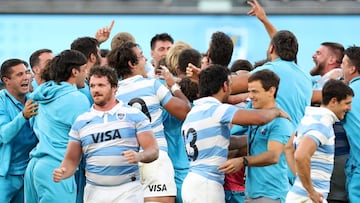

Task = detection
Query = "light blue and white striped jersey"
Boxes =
[181,97,238,185]
[288,106,338,200]
[69,101,152,186]
[116,75,172,152]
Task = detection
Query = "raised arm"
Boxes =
[248,0,277,38]
[160,67,190,105]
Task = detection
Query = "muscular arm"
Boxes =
[53,141,82,182]
[246,140,284,166]
[229,135,248,151]
[294,136,318,194]
[230,73,250,94]
[136,130,159,163]
[219,137,285,173]
[161,69,191,105]
[248,0,277,38]
[311,90,322,106]
[227,92,249,105]
[231,108,289,126]
[163,97,191,121]
[284,133,296,175]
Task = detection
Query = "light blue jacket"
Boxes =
[0,89,37,176]
[29,81,90,162]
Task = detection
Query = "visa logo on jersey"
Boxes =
[91,129,122,143]
[148,184,167,192]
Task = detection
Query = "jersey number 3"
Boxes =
[183,128,198,161]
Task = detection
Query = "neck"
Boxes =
[7,89,26,104]
[321,65,337,76]
[122,73,139,79]
[259,100,277,109]
[212,92,225,103]
[34,75,43,85]
[66,77,75,85]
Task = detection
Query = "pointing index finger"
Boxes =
[108,20,115,31]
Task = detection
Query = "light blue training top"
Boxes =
[251,58,313,130]
[29,81,90,162]
[0,89,38,176]
[342,76,360,164]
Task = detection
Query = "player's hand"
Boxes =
[53,167,66,182]
[186,63,201,83]
[123,150,142,164]
[22,99,38,119]
[95,20,115,44]
[308,190,324,203]
[218,157,244,174]
[277,108,291,121]
[247,0,267,22]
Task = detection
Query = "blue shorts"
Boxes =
[225,190,245,203]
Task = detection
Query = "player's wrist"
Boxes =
[170,83,181,94]
[242,156,248,166]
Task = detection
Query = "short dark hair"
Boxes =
[107,41,139,78]
[41,49,87,83]
[322,79,354,105]
[71,37,99,59]
[230,59,253,73]
[29,49,53,70]
[1,58,28,82]
[321,42,344,65]
[344,45,360,74]
[178,48,202,74]
[199,64,230,98]
[150,33,174,50]
[89,65,118,88]
[271,30,298,61]
[179,77,198,102]
[208,31,234,67]
[248,69,280,98]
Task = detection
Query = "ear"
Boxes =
[350,65,357,75]
[328,97,338,107]
[72,68,79,77]
[128,60,136,69]
[90,53,97,63]
[222,81,229,93]
[269,44,275,54]
[2,76,9,84]
[328,55,337,65]
[32,66,40,74]
[269,86,276,97]
[150,50,156,58]
[207,52,212,64]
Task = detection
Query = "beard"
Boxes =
[310,61,325,76]
[92,93,106,106]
